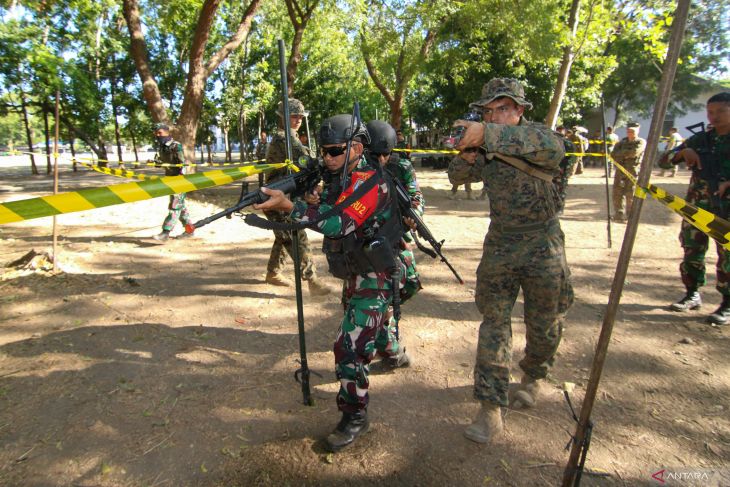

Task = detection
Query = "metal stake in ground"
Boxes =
[277,39,313,406]
[600,96,612,249]
[562,0,691,484]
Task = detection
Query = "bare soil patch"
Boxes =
[0,158,728,486]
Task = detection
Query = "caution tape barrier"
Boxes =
[75,160,161,181]
[0,163,286,225]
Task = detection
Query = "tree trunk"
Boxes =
[544,0,582,129]
[110,59,124,165]
[58,114,109,163]
[224,128,231,162]
[130,127,139,162]
[123,0,262,166]
[284,0,317,94]
[20,90,38,175]
[70,136,77,172]
[238,104,245,162]
[43,108,52,174]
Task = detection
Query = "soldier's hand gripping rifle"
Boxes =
[183,158,322,234]
[685,122,726,217]
[393,178,465,284]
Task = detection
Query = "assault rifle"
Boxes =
[183,157,322,234]
[685,122,725,217]
[393,179,464,284]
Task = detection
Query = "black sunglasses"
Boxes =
[372,151,392,158]
[463,147,479,153]
[320,145,348,157]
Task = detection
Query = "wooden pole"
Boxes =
[52,90,60,272]
[600,97,612,249]
[562,0,691,484]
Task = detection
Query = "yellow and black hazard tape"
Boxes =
[393,148,458,155]
[609,158,730,249]
[0,163,286,225]
[71,155,266,169]
[75,159,161,181]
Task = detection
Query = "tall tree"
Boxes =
[122,0,264,162]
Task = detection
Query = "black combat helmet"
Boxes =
[318,114,370,146]
[365,120,396,155]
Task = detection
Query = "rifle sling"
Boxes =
[245,166,381,231]
[486,152,555,182]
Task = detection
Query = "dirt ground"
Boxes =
[0,156,728,487]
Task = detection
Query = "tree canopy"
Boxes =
[1,0,727,168]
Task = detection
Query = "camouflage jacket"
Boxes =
[291,157,393,240]
[385,154,424,215]
[479,118,565,226]
[611,137,646,171]
[676,129,730,210]
[448,154,485,186]
[155,139,185,177]
[265,127,313,183]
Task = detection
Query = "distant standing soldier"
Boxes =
[263,98,330,295]
[568,126,589,175]
[604,126,620,177]
[610,122,646,222]
[447,148,488,200]
[152,123,193,241]
[395,129,410,160]
[668,92,730,325]
[659,127,684,177]
[255,130,268,186]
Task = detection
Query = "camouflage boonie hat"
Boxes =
[470,78,533,110]
[153,122,170,131]
[276,98,309,117]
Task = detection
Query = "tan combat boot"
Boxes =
[464,401,503,444]
[510,375,542,409]
[307,277,331,296]
[265,271,291,287]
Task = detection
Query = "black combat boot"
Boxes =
[387,347,411,368]
[708,296,730,325]
[670,290,702,311]
[325,410,370,452]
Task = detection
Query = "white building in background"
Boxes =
[585,78,729,140]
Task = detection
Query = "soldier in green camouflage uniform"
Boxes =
[366,120,423,366]
[448,149,488,200]
[263,98,329,295]
[255,115,405,452]
[152,123,193,242]
[669,92,730,325]
[255,130,268,186]
[610,122,647,222]
[456,78,573,445]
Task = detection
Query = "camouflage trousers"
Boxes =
[473,222,573,407]
[162,194,191,232]
[612,170,635,216]
[679,219,730,296]
[263,209,315,280]
[336,267,405,414]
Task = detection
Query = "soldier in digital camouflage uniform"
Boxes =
[455,78,573,444]
[263,98,329,295]
[255,114,407,452]
[610,122,647,222]
[152,123,194,242]
[448,148,488,200]
[668,92,730,325]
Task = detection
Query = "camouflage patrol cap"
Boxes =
[627,122,640,129]
[469,78,533,110]
[154,122,170,131]
[276,98,309,118]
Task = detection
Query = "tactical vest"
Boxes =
[321,170,404,279]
